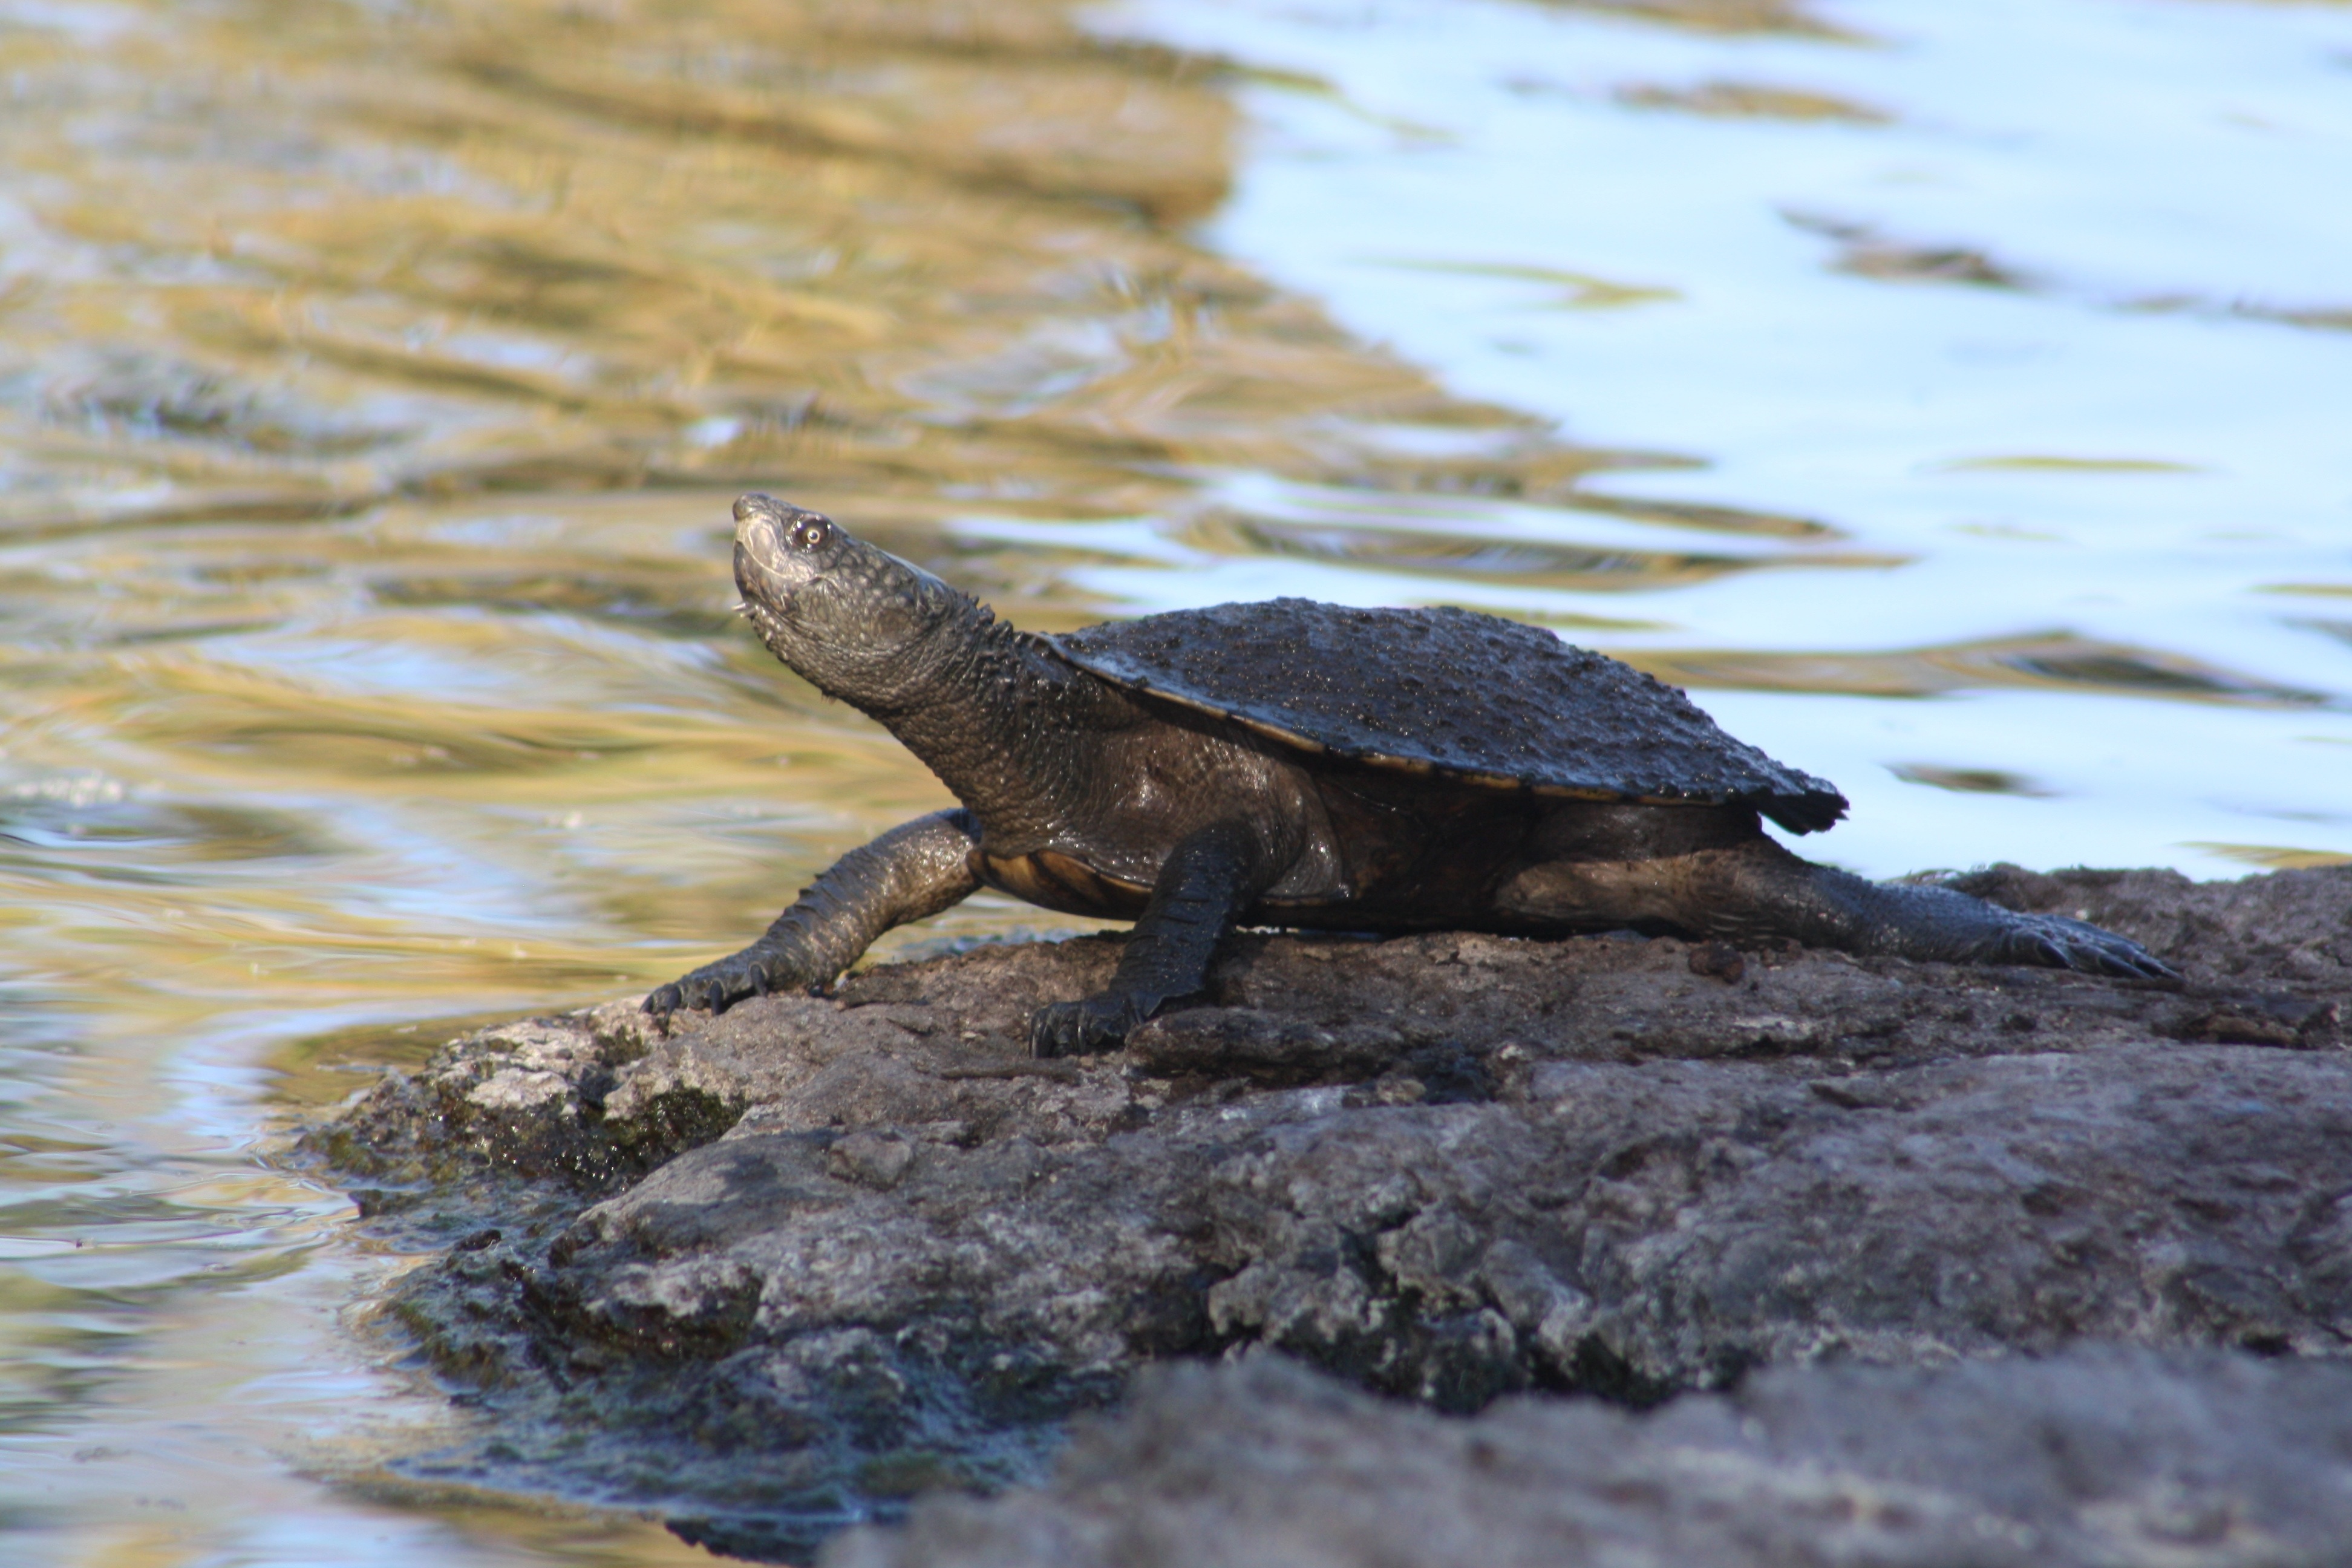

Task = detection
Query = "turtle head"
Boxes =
[730,493,973,712]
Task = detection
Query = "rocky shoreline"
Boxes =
[300,864,2352,1563]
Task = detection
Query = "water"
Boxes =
[1,0,2346,1560]
[1107,0,2352,877]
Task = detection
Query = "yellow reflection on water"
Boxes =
[1933,456,2210,474]
[1624,632,2327,705]
[1,1,1603,1555]
[5,0,1612,540]
[2183,843,2352,871]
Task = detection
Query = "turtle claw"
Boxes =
[643,947,809,1020]
[1030,993,1148,1058]
[643,966,740,1021]
[1999,912,2180,984]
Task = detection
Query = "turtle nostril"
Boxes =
[734,492,774,523]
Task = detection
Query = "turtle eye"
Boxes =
[789,515,832,552]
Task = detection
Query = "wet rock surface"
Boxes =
[300,865,2352,1561]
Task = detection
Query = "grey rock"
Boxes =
[302,1002,662,1197]
[299,864,2352,1558]
[823,1349,2352,1568]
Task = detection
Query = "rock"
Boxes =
[822,1348,2352,1568]
[297,864,2352,1558]
[299,1001,662,1204]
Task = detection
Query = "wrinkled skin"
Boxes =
[648,495,2175,1053]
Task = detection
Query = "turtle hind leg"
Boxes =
[646,808,983,1019]
[1500,835,2179,981]
[1720,840,2180,980]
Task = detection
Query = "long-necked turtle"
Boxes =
[648,494,2174,1053]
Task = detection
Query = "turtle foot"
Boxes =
[1987,911,2181,984]
[644,948,817,1021]
[1030,993,1149,1057]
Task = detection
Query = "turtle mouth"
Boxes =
[732,540,815,622]
[736,583,798,645]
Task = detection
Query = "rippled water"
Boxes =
[1114,0,2352,879]
[1,0,2346,1560]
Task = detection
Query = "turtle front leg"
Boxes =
[1030,820,1272,1057]
[646,808,983,1019]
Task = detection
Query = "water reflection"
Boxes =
[1613,78,1890,123]
[6,0,1590,538]
[1886,763,2051,799]
[1125,0,2352,877]
[1177,507,1904,592]
[0,0,2348,1560]
[1630,633,2330,706]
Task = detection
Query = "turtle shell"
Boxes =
[1052,599,1846,834]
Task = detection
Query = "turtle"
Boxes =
[647,494,2176,1054]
